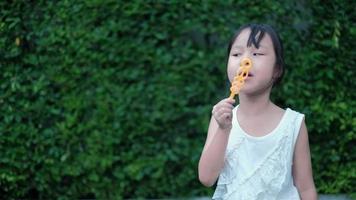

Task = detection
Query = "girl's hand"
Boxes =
[212,98,235,130]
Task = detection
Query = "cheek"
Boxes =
[227,60,239,83]
[256,56,276,74]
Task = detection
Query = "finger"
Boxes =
[214,108,224,118]
[220,102,235,110]
[213,102,232,114]
[222,98,235,105]
[212,105,216,114]
[212,104,221,114]
[214,107,225,118]
[215,104,234,114]
[218,107,233,116]
[218,113,232,123]
[216,100,234,110]
[215,107,232,118]
[216,98,235,109]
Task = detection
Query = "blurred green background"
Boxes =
[0,0,355,199]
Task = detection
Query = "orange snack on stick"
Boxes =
[229,58,252,99]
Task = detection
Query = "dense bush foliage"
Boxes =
[0,1,354,199]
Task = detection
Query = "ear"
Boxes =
[272,65,283,82]
[272,65,283,80]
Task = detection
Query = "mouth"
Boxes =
[237,71,254,78]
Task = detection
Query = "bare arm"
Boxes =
[198,98,235,187]
[198,116,230,187]
[293,118,318,199]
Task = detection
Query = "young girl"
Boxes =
[198,24,317,200]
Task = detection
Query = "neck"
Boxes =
[237,87,273,116]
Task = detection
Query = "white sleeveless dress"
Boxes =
[212,106,304,200]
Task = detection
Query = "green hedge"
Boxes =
[0,1,355,199]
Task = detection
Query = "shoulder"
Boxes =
[287,107,305,125]
[285,107,307,148]
[270,104,305,127]
[287,107,304,115]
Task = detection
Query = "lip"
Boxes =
[237,71,254,79]
[238,71,254,76]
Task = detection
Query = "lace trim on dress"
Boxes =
[212,116,297,200]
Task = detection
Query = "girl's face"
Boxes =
[227,28,277,95]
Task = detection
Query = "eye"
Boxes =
[232,53,242,57]
[253,53,265,56]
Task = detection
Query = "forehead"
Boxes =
[232,28,273,49]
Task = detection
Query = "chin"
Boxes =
[240,86,272,96]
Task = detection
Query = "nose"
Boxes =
[240,57,252,68]
[238,57,252,77]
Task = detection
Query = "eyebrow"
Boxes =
[232,45,267,50]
